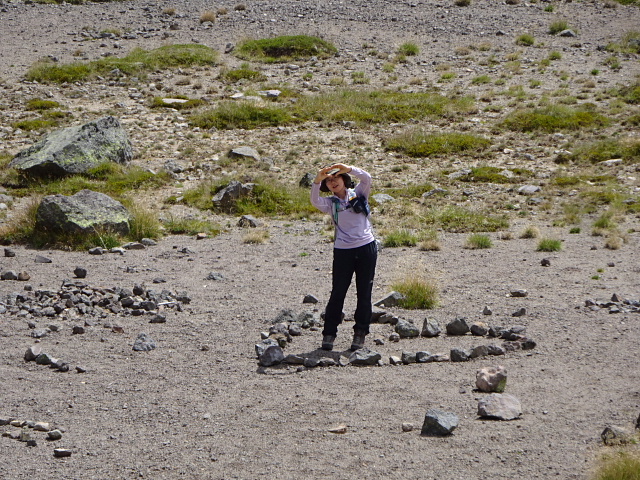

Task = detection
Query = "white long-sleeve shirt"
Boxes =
[310,166,375,249]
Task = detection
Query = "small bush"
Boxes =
[465,233,492,249]
[454,0,471,6]
[548,51,562,61]
[604,235,623,250]
[392,274,439,309]
[418,229,441,251]
[549,20,569,35]
[472,75,491,84]
[385,130,491,157]
[235,35,337,63]
[593,212,616,230]
[126,203,163,241]
[516,34,535,46]
[398,42,419,56]
[537,238,562,251]
[150,97,205,110]
[383,229,418,247]
[569,227,581,234]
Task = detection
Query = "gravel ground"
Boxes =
[0,0,640,479]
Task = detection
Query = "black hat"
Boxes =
[320,173,354,192]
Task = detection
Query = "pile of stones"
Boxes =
[585,293,640,314]
[0,280,191,321]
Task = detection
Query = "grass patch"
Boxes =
[161,216,221,236]
[26,44,218,83]
[565,138,640,164]
[2,163,172,198]
[606,30,640,54]
[235,35,337,63]
[189,101,293,130]
[220,65,266,83]
[150,96,206,110]
[501,104,609,132]
[456,166,532,184]
[381,182,435,199]
[382,229,418,247]
[190,89,475,129]
[26,98,62,110]
[420,205,509,233]
[516,34,535,46]
[472,75,491,84]
[392,272,439,309]
[465,233,492,249]
[549,19,570,35]
[242,229,270,244]
[12,118,58,131]
[384,130,490,157]
[591,449,640,480]
[181,177,317,217]
[537,238,562,251]
[398,42,419,56]
[293,89,475,125]
[418,229,441,251]
[519,225,540,238]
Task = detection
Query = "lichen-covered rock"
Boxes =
[36,189,131,235]
[10,116,132,177]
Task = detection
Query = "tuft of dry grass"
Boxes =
[519,225,540,239]
[199,11,216,23]
[243,229,270,244]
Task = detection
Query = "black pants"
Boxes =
[323,241,377,337]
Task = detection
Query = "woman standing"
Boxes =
[311,163,377,351]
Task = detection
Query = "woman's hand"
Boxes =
[314,164,352,184]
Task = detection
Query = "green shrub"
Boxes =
[520,225,540,238]
[501,105,609,132]
[235,35,337,63]
[392,275,439,309]
[385,130,491,157]
[593,212,616,230]
[398,42,419,56]
[26,44,218,83]
[189,101,293,130]
[383,229,418,247]
[569,227,581,234]
[537,238,562,251]
[457,166,531,184]
[125,203,163,241]
[465,233,492,249]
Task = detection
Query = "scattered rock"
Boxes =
[54,448,72,458]
[510,289,528,297]
[470,322,489,336]
[47,430,63,440]
[450,348,470,362]
[258,344,284,367]
[348,348,381,366]
[478,393,522,420]
[374,291,404,308]
[601,425,634,446]
[132,333,156,352]
[303,294,318,304]
[476,366,507,393]
[421,409,459,436]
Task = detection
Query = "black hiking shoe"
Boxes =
[321,335,336,351]
[350,330,367,351]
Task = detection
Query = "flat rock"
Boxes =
[478,393,522,420]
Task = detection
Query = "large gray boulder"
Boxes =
[10,116,132,177]
[212,180,254,213]
[36,189,131,235]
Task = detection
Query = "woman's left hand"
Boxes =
[328,163,352,174]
